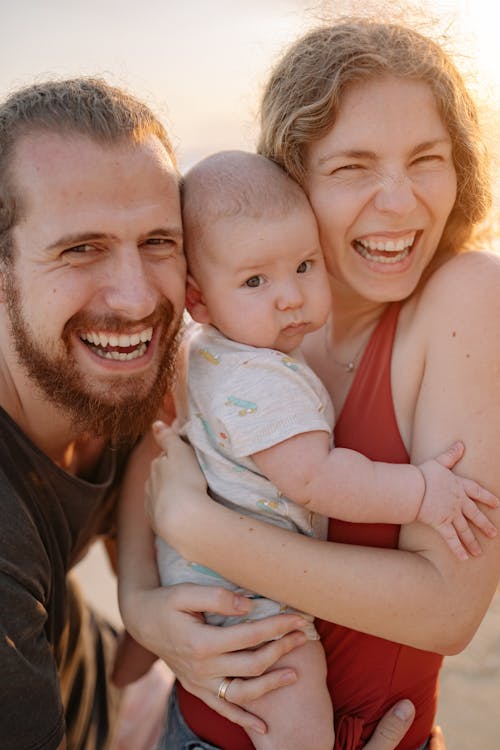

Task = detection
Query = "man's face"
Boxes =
[2,131,186,441]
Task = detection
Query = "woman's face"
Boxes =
[303,76,457,303]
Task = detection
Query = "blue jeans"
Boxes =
[156,687,222,750]
[156,686,431,750]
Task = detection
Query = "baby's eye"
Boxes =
[245,275,265,288]
[297,260,312,274]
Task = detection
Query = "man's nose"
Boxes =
[102,247,157,320]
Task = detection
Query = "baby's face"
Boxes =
[195,206,332,353]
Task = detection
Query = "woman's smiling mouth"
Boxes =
[354,232,417,264]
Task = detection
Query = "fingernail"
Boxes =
[233,595,252,613]
[279,669,297,685]
[290,617,308,629]
[251,722,266,735]
[394,700,414,721]
[292,632,307,646]
[152,420,166,434]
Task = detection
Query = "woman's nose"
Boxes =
[373,172,418,216]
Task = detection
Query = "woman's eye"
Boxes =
[412,154,443,165]
[297,260,312,274]
[245,275,265,288]
[331,164,362,175]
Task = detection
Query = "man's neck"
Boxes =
[0,354,105,477]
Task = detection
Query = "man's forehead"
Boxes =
[10,130,181,249]
[12,129,178,181]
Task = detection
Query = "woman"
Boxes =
[119,18,500,750]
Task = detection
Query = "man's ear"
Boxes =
[185,274,211,324]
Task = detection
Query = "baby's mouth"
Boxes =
[79,327,153,361]
[353,232,417,264]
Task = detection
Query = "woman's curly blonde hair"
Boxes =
[258,19,491,257]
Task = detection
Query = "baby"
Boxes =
[154,151,497,750]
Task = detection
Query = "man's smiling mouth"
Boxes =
[79,327,153,360]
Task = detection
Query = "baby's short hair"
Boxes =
[181,150,311,273]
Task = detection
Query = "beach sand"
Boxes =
[75,541,500,749]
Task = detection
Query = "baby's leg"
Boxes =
[244,639,334,750]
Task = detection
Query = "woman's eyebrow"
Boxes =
[317,149,376,166]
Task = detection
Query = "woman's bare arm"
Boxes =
[149,253,500,654]
[117,429,309,734]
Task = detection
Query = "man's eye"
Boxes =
[143,237,179,257]
[297,260,312,274]
[245,275,265,288]
[145,237,172,245]
[65,244,93,254]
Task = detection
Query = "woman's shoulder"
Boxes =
[425,249,499,292]
[416,250,500,318]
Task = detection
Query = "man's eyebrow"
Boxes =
[144,226,183,239]
[46,232,114,251]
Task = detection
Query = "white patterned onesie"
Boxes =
[156,324,334,636]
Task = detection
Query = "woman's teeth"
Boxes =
[355,234,415,263]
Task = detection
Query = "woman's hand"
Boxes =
[121,580,309,735]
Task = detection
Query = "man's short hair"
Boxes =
[0,77,175,263]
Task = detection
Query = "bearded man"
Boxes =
[0,78,185,750]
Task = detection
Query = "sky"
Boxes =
[1,0,499,170]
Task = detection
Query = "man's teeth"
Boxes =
[79,327,153,360]
[355,234,415,263]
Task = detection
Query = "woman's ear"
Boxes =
[185,274,211,324]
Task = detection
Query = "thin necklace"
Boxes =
[323,320,370,374]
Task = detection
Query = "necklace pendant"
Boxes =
[346,361,355,373]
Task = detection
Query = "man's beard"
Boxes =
[4,272,182,444]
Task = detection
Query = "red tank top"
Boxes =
[178,303,442,749]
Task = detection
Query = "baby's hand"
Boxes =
[417,442,499,560]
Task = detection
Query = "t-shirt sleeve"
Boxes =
[212,351,333,458]
[0,484,65,750]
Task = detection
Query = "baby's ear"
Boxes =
[185,274,211,324]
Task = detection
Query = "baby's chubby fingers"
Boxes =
[451,515,481,557]
[463,478,499,510]
[438,522,470,561]
[433,441,465,469]
[462,496,497,538]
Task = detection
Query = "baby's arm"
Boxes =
[252,433,498,560]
